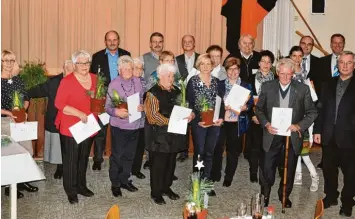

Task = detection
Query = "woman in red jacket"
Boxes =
[55,50,97,204]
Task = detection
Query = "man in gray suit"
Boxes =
[255,58,317,208]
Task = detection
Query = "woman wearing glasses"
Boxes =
[55,50,97,204]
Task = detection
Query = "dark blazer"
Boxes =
[305,54,321,97]
[90,48,131,86]
[314,77,355,149]
[27,74,64,133]
[255,79,318,155]
[176,52,200,80]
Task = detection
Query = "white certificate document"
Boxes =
[127,92,141,123]
[98,112,110,126]
[213,96,221,122]
[10,121,38,142]
[69,114,101,144]
[168,105,192,135]
[225,84,251,113]
[305,78,318,101]
[271,107,293,136]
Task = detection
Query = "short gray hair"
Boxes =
[276,58,295,73]
[133,57,144,67]
[71,50,91,63]
[157,63,176,77]
[118,55,134,69]
[339,51,355,63]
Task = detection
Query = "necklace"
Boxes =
[120,78,135,97]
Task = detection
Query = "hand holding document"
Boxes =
[271,107,293,136]
[305,78,318,101]
[213,96,221,122]
[127,92,141,123]
[10,121,38,142]
[225,84,251,113]
[98,112,110,125]
[168,105,192,135]
[69,114,101,144]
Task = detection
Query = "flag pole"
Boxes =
[282,136,290,214]
[290,0,324,50]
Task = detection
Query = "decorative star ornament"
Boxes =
[7,79,13,84]
[194,155,204,171]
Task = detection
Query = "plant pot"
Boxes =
[200,109,214,126]
[117,102,128,110]
[183,208,208,219]
[12,108,26,123]
[90,97,106,114]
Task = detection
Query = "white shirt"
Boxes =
[240,51,253,60]
[184,53,195,73]
[279,82,291,91]
[303,54,311,74]
[331,53,338,76]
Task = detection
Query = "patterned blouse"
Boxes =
[1,75,28,112]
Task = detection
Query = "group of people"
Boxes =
[1,30,354,217]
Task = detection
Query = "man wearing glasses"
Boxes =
[89,30,131,171]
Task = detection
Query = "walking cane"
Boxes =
[282,136,290,214]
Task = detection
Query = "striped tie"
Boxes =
[332,56,339,77]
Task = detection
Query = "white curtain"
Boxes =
[262,0,295,58]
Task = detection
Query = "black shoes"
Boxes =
[92,162,101,171]
[323,197,338,209]
[207,190,216,196]
[18,183,39,192]
[4,187,24,199]
[132,172,146,179]
[151,195,166,205]
[121,182,138,192]
[222,179,232,187]
[54,164,63,179]
[162,190,180,200]
[264,196,270,207]
[339,206,352,217]
[143,161,150,170]
[78,187,94,197]
[111,187,122,197]
[173,175,178,181]
[250,173,258,183]
[280,198,292,208]
[68,195,78,204]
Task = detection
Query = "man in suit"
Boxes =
[255,58,317,208]
[175,35,199,162]
[314,51,355,217]
[316,33,345,169]
[89,30,131,170]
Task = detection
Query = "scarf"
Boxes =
[255,70,274,94]
[293,69,307,84]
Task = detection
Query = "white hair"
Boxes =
[276,58,295,73]
[339,51,355,63]
[133,57,144,67]
[157,63,176,77]
[71,50,91,63]
[118,55,134,69]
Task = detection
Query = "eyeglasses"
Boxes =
[300,42,313,47]
[1,60,15,64]
[76,62,91,66]
[134,67,144,71]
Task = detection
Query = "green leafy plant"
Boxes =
[177,77,188,107]
[111,89,125,107]
[94,73,107,99]
[11,90,24,110]
[1,135,12,147]
[198,95,211,112]
[19,60,48,90]
[188,172,214,212]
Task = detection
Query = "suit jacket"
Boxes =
[90,48,131,87]
[314,77,355,149]
[306,54,321,97]
[176,52,200,80]
[255,80,318,155]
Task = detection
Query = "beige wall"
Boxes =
[293,0,355,57]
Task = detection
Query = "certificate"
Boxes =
[10,122,38,142]
[213,96,221,122]
[69,114,101,144]
[127,92,141,123]
[225,84,251,113]
[168,105,192,135]
[305,78,318,102]
[98,112,110,126]
[271,107,293,136]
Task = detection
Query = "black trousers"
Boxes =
[131,128,145,174]
[249,122,263,175]
[259,135,298,199]
[150,151,177,197]
[92,121,108,163]
[60,135,93,196]
[323,136,355,208]
[109,127,139,187]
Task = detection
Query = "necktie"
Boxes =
[302,57,307,73]
[333,56,339,77]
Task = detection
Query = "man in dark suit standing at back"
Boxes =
[314,51,355,217]
[255,58,317,208]
[175,35,199,162]
[89,30,131,170]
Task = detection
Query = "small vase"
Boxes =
[90,97,106,114]
[12,108,26,123]
[117,102,128,110]
[200,109,214,126]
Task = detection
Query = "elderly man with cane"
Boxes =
[255,58,317,209]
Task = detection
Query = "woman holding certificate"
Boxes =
[187,53,224,196]
[55,50,97,204]
[1,49,39,198]
[145,63,194,205]
[105,56,144,198]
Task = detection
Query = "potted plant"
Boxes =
[88,73,107,114]
[11,90,26,123]
[177,78,188,108]
[198,95,214,126]
[111,89,128,110]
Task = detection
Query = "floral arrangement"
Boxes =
[86,73,107,99]
[19,60,48,91]
[177,78,188,107]
[198,95,211,112]
[111,89,125,107]
[12,90,24,110]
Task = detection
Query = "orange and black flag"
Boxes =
[222,0,277,54]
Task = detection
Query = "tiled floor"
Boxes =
[1,152,354,219]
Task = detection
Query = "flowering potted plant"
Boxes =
[88,73,107,114]
[11,90,26,123]
[198,95,214,126]
[111,89,128,110]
